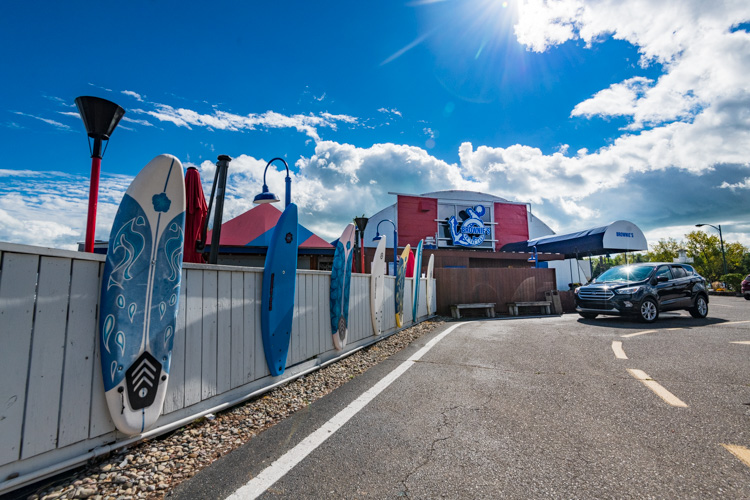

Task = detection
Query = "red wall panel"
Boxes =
[494,203,529,250]
[397,195,437,247]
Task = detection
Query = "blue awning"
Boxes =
[500,220,647,258]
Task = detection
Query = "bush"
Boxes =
[720,273,744,292]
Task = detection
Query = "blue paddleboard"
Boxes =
[99,154,185,435]
[330,224,356,350]
[395,244,411,328]
[261,204,298,376]
[412,240,423,320]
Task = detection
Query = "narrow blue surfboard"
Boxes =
[99,154,185,436]
[330,224,356,350]
[261,204,298,376]
[412,240,423,321]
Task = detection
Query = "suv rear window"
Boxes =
[671,266,687,278]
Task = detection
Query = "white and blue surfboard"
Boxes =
[99,154,185,436]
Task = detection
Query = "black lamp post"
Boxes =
[198,155,232,265]
[75,96,125,253]
[696,223,727,276]
[354,216,368,273]
[254,158,291,208]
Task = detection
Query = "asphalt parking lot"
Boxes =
[172,295,750,499]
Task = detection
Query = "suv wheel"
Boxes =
[579,312,598,319]
[744,294,750,301]
[639,298,659,323]
[689,295,708,318]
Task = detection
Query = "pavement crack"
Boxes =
[399,404,464,497]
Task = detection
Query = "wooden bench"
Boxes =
[451,303,496,319]
[506,301,552,316]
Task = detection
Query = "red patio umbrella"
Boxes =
[183,166,208,263]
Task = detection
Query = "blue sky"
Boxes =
[1,0,749,250]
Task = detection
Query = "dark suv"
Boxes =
[575,263,708,323]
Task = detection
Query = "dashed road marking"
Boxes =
[731,341,750,345]
[621,330,656,338]
[612,341,628,359]
[627,368,688,407]
[226,322,467,500]
[720,321,750,326]
[722,444,750,469]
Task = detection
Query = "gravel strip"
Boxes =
[19,318,447,500]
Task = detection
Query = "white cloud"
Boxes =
[378,108,403,118]
[13,112,71,131]
[121,116,156,127]
[0,171,130,250]
[720,177,750,190]
[122,90,144,101]
[134,104,358,142]
[571,77,653,120]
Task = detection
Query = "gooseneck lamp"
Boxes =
[254,158,292,208]
[75,96,125,253]
[373,219,398,277]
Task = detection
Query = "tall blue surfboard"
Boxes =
[330,224,356,350]
[261,204,298,376]
[412,240,423,321]
[99,154,185,436]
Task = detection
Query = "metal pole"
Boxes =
[84,137,103,253]
[208,155,231,265]
[285,174,291,208]
[718,225,727,276]
[360,233,365,273]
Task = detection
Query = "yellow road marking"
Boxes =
[722,444,750,469]
[627,369,688,407]
[612,341,628,359]
[621,330,656,338]
[731,341,750,345]
[720,321,750,326]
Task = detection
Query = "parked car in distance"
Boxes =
[575,263,709,323]
[742,274,750,300]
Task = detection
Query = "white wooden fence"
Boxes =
[0,241,435,494]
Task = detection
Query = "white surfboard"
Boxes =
[370,235,387,335]
[99,154,185,435]
[425,254,435,316]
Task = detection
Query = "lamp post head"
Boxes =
[253,184,280,204]
[373,232,382,241]
[354,216,368,233]
[695,224,705,228]
[75,96,125,141]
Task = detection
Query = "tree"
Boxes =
[645,238,681,263]
[685,231,723,281]
[725,241,748,274]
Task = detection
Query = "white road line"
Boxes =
[731,341,750,345]
[226,322,467,500]
[621,330,656,338]
[720,321,750,326]
[722,444,750,469]
[626,369,688,407]
[612,341,628,359]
